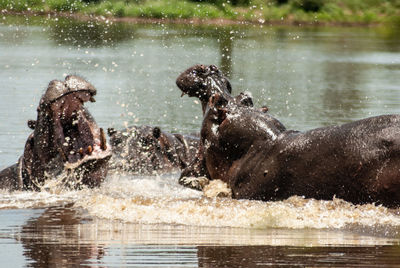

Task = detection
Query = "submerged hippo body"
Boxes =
[0,75,112,191]
[203,97,400,207]
[107,126,199,175]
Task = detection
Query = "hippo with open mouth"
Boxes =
[176,64,256,189]
[107,126,199,175]
[0,75,112,191]
[176,64,254,113]
[176,64,400,207]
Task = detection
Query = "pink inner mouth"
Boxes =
[51,91,110,165]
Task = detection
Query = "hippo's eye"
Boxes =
[139,137,149,146]
[140,136,155,147]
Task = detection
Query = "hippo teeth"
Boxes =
[100,128,107,150]
[87,145,93,155]
[180,92,186,97]
[90,96,96,102]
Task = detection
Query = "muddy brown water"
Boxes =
[0,15,400,267]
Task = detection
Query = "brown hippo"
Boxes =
[176,64,255,189]
[0,75,112,191]
[107,126,199,175]
[200,93,400,207]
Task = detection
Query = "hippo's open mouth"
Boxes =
[176,64,232,103]
[46,77,112,171]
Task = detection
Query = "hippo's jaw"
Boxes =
[176,64,232,104]
[51,91,112,170]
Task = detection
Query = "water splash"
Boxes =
[1,173,400,230]
[74,174,400,230]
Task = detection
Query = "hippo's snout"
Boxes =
[41,75,97,105]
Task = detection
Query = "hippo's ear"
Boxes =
[238,92,254,107]
[27,120,36,130]
[153,127,161,139]
[107,128,117,137]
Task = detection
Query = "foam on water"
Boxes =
[0,189,81,209]
[1,173,400,230]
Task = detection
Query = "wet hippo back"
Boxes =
[202,96,400,208]
[108,126,199,175]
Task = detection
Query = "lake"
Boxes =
[0,15,400,267]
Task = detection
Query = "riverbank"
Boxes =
[1,0,400,27]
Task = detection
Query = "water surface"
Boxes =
[0,15,400,267]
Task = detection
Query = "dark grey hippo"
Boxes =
[176,64,254,189]
[176,64,400,208]
[200,93,400,207]
[107,126,199,175]
[0,75,112,190]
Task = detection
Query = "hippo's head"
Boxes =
[23,75,112,189]
[203,93,286,158]
[176,64,234,113]
[107,126,198,174]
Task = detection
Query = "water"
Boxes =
[1,15,400,266]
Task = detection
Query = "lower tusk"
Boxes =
[90,96,96,102]
[181,92,186,97]
[87,145,93,155]
[79,147,84,156]
[100,128,107,150]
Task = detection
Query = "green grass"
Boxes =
[1,0,400,25]
[84,0,234,19]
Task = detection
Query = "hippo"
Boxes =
[107,126,199,175]
[0,75,112,191]
[176,64,255,189]
[177,65,400,208]
[199,93,400,207]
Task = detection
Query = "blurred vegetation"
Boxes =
[1,0,400,25]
